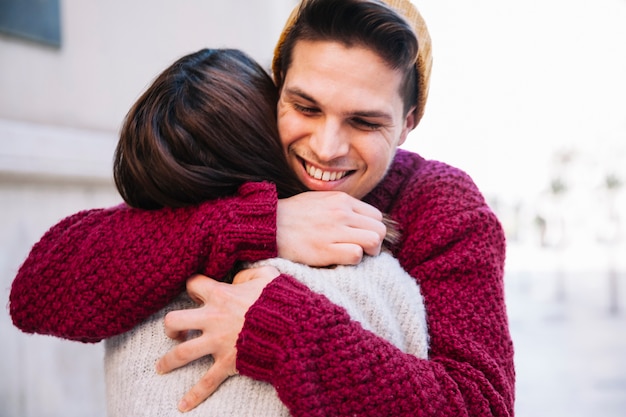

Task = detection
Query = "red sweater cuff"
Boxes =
[235,274,312,382]
[228,182,279,260]
[199,182,279,278]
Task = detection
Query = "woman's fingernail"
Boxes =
[155,362,163,375]
[178,400,189,412]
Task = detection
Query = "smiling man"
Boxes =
[278,41,413,198]
[159,0,514,415]
[10,1,514,416]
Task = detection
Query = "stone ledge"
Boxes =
[0,118,117,184]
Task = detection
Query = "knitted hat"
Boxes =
[272,0,433,125]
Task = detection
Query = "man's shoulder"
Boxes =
[366,149,485,212]
[391,149,476,189]
[388,149,488,210]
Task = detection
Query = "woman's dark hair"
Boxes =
[274,0,418,115]
[114,48,306,209]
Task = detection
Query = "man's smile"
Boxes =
[303,160,352,182]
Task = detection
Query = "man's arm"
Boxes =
[234,159,513,416]
[9,182,387,343]
[9,183,278,342]
[165,150,513,415]
[155,176,514,416]
[236,202,513,417]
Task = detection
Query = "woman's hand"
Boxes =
[155,266,279,412]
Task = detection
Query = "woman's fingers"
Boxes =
[177,354,238,413]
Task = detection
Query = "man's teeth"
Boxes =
[305,164,348,181]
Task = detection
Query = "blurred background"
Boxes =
[1,0,624,416]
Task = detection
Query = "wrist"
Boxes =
[235,274,308,382]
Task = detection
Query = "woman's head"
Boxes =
[115,48,306,209]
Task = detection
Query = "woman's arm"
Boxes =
[9,182,278,343]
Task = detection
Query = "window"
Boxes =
[0,0,61,47]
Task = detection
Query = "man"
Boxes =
[10,1,514,415]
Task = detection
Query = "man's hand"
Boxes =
[155,267,279,412]
[277,191,386,266]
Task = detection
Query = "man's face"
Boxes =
[277,40,416,199]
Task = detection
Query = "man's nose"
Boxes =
[309,119,349,161]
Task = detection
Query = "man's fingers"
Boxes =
[156,335,211,374]
[326,243,364,265]
[276,191,387,266]
[232,265,280,285]
[163,308,204,339]
[348,216,386,255]
[231,268,258,284]
[352,198,384,221]
[177,360,235,413]
[186,274,219,303]
[332,196,386,255]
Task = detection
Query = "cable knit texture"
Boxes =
[10,150,514,416]
[105,253,428,416]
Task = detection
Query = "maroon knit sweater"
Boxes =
[10,149,514,416]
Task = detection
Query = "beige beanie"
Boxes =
[273,0,433,125]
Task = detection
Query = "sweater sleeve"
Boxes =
[235,167,514,416]
[9,182,279,343]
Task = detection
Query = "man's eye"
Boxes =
[293,103,318,114]
[353,118,381,130]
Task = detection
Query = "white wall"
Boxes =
[0,1,297,416]
[0,0,296,131]
[0,176,119,417]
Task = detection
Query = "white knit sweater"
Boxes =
[104,252,428,416]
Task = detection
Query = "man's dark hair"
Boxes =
[273,0,419,114]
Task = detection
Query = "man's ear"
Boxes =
[398,106,418,147]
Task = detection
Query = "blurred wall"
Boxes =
[0,1,296,416]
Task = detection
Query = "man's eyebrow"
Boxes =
[284,86,317,103]
[350,110,393,121]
